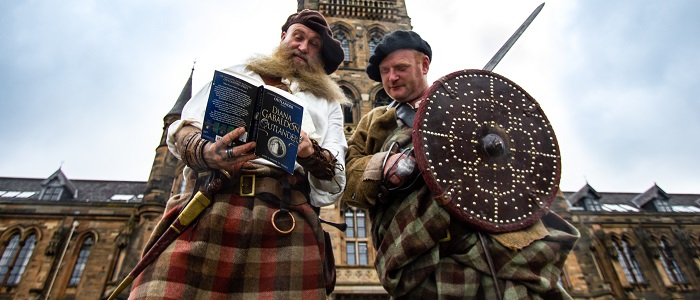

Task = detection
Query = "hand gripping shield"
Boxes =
[413,69,561,233]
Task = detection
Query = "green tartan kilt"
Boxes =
[373,186,580,300]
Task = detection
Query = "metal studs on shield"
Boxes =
[412,69,561,233]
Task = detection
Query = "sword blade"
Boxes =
[483,2,545,71]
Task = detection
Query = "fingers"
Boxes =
[226,142,257,161]
[219,127,247,147]
[202,127,257,171]
[386,171,402,186]
[383,154,404,177]
[297,132,314,158]
[220,143,257,174]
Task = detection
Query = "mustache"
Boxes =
[290,50,309,62]
[245,44,347,104]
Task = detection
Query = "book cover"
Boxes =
[254,86,303,174]
[201,70,303,174]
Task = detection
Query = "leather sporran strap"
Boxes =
[478,232,504,300]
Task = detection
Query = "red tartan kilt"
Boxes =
[129,192,327,299]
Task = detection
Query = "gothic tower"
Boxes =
[142,67,193,204]
[299,0,411,137]
[101,68,194,299]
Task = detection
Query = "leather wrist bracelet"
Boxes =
[297,139,338,180]
[179,131,210,172]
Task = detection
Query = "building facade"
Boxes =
[560,184,700,299]
[2,1,700,299]
[0,66,193,299]
[0,170,158,299]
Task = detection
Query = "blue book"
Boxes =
[201,70,303,174]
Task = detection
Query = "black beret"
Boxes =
[282,9,344,75]
[366,30,432,82]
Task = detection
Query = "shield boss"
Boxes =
[413,69,561,233]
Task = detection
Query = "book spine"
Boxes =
[248,86,265,143]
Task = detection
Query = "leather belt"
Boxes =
[224,174,309,234]
[230,174,308,206]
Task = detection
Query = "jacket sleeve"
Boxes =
[343,108,397,209]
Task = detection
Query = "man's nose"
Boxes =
[389,69,399,81]
[297,40,309,53]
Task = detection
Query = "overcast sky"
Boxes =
[0,0,698,195]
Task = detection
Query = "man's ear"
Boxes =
[281,31,287,42]
[422,55,430,74]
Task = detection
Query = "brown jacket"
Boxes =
[343,105,400,209]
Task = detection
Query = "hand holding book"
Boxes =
[201,70,307,173]
[297,130,315,158]
[201,127,258,174]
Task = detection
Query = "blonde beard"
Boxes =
[245,45,349,105]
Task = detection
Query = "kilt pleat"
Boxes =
[372,186,579,299]
[129,191,327,300]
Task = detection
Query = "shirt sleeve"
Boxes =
[307,101,348,207]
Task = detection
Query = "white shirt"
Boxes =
[166,64,347,207]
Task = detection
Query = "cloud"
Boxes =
[0,0,698,195]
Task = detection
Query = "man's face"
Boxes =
[280,23,323,70]
[379,49,430,103]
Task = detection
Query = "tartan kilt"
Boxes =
[129,188,327,299]
[372,186,580,300]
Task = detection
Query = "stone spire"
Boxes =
[167,63,195,118]
[142,65,194,204]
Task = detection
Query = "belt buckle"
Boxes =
[239,174,255,197]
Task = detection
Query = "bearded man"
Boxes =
[128,9,348,299]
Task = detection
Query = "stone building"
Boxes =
[0,170,155,299]
[559,184,700,299]
[2,1,700,299]
[0,66,194,299]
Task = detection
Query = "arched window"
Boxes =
[0,233,36,286]
[336,32,351,62]
[343,106,354,124]
[69,236,94,286]
[341,86,355,124]
[344,208,369,265]
[0,234,20,285]
[374,89,392,108]
[613,238,646,284]
[368,34,382,56]
[660,238,687,284]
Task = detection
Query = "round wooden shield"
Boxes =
[413,69,561,233]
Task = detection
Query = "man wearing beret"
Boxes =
[344,30,578,299]
[129,9,348,299]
